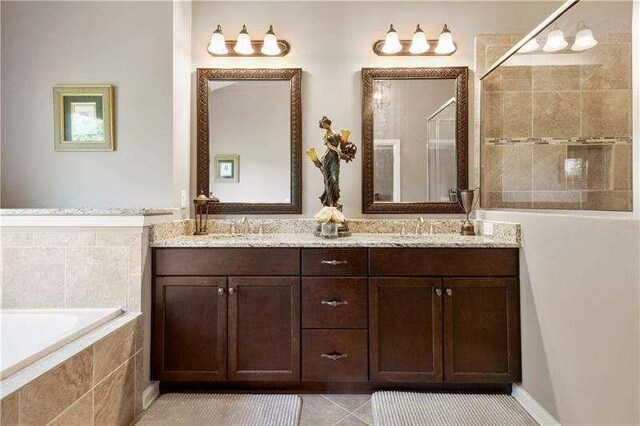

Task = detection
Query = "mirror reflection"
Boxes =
[208,80,291,203]
[373,79,457,203]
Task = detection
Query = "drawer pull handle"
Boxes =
[218,288,225,296]
[321,260,348,266]
[435,289,442,297]
[321,300,348,307]
[446,288,452,296]
[229,287,236,295]
[321,351,348,361]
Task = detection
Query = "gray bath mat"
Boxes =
[371,391,538,425]
[137,393,301,426]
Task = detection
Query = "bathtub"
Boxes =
[0,308,122,379]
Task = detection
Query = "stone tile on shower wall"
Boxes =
[532,191,581,210]
[502,145,532,191]
[2,247,65,309]
[19,348,92,425]
[475,37,487,75]
[532,65,580,91]
[581,190,632,211]
[482,70,502,92]
[566,146,588,190]
[129,233,143,274]
[1,392,19,426]
[503,92,532,138]
[501,66,532,92]
[1,232,32,247]
[33,232,96,247]
[65,247,128,309]
[532,145,567,191]
[586,146,610,190]
[581,91,631,137]
[93,320,137,384]
[478,34,513,46]
[581,43,631,90]
[481,91,503,139]
[484,191,533,209]
[532,91,580,137]
[128,273,143,312]
[94,358,135,426]
[481,145,503,192]
[49,390,93,426]
[611,144,632,190]
[485,45,511,69]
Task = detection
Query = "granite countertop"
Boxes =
[151,233,520,248]
[0,208,176,216]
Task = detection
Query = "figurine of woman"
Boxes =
[307,116,357,211]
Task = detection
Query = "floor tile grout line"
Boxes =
[320,394,368,415]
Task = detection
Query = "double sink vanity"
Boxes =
[151,220,521,393]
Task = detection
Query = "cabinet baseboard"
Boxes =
[143,381,160,410]
[512,384,560,426]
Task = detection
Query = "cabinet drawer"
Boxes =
[302,249,367,276]
[302,278,367,328]
[155,248,300,276]
[302,330,368,382]
[369,248,518,277]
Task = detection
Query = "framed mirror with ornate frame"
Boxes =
[361,67,468,214]
[197,68,302,214]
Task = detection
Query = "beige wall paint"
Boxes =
[190,0,559,218]
[0,1,174,208]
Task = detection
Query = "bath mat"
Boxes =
[136,393,301,426]
[371,391,538,425]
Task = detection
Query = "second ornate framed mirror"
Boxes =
[361,67,468,214]
[197,68,302,214]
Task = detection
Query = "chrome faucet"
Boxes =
[415,217,424,236]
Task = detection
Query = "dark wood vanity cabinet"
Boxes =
[153,247,520,390]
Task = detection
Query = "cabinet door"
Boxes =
[228,277,300,381]
[443,278,520,383]
[369,278,443,382]
[154,277,227,381]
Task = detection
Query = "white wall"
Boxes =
[190,0,558,218]
[1,1,174,208]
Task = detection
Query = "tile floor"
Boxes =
[298,394,373,425]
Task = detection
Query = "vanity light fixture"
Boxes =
[543,25,568,52]
[207,25,228,55]
[207,24,291,57]
[234,24,254,55]
[373,24,456,56]
[261,25,281,56]
[382,25,403,54]
[571,22,598,51]
[434,24,456,55]
[518,37,540,54]
[409,25,430,54]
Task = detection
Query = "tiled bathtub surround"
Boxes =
[0,314,144,426]
[477,31,633,211]
[1,227,147,311]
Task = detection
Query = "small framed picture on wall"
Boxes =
[53,85,114,151]
[213,154,239,183]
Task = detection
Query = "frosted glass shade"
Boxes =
[571,27,597,51]
[382,25,402,54]
[435,24,455,54]
[261,26,281,56]
[543,28,568,52]
[518,37,539,53]
[207,25,228,55]
[234,25,254,55]
[409,25,430,54]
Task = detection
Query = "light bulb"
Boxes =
[261,25,281,56]
[571,23,597,51]
[234,24,254,55]
[543,27,567,52]
[409,24,430,54]
[207,25,228,55]
[435,24,456,54]
[381,24,402,54]
[518,37,539,54]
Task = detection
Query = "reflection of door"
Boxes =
[427,98,457,202]
[373,139,401,202]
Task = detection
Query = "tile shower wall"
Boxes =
[0,316,145,426]
[477,33,633,210]
[1,227,147,311]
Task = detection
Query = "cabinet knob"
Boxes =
[218,287,225,296]
[321,260,348,266]
[435,289,442,297]
[321,299,348,307]
[229,287,236,295]
[446,288,453,296]
[321,351,348,361]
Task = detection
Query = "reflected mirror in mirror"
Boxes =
[373,79,457,203]
[208,80,291,203]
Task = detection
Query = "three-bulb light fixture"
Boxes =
[207,24,290,57]
[518,21,597,54]
[373,24,457,56]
